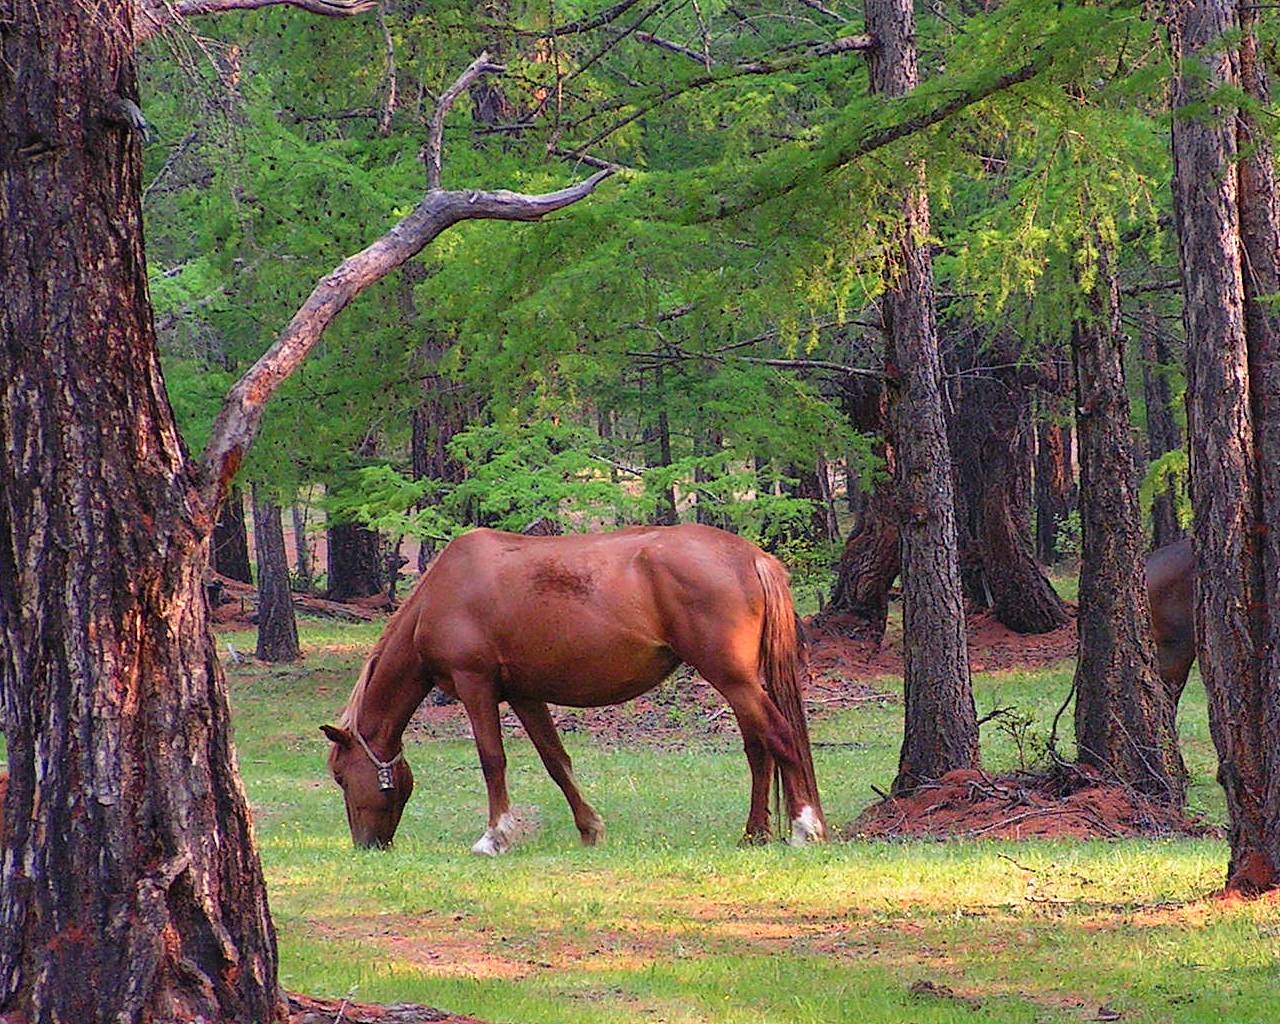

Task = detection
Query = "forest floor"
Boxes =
[215,591,1218,1024]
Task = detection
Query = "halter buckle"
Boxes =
[377,765,396,791]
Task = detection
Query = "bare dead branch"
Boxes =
[137,0,376,42]
[426,53,505,190]
[547,146,634,173]
[197,169,612,513]
[624,29,707,64]
[795,0,849,21]
[376,6,398,136]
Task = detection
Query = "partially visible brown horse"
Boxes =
[1147,537,1195,703]
[323,524,825,854]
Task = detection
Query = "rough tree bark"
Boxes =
[1138,308,1184,549]
[212,483,253,582]
[822,377,900,643]
[0,5,281,1019]
[948,330,1068,633]
[864,0,979,795]
[326,520,385,600]
[0,13,611,1017]
[1070,249,1186,805]
[253,486,301,662]
[1169,0,1280,892]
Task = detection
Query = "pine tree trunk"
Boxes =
[291,503,315,593]
[1071,253,1186,804]
[1235,0,1280,888]
[978,411,1070,634]
[212,484,253,583]
[824,380,899,641]
[253,487,301,663]
[864,0,979,795]
[0,4,282,1018]
[1170,0,1280,891]
[1138,308,1184,549]
[946,366,990,609]
[326,520,385,600]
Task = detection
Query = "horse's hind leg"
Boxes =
[706,669,819,845]
[453,672,517,856]
[510,698,605,846]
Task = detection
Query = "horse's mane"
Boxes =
[338,554,441,730]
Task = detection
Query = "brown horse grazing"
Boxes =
[1146,537,1196,704]
[322,524,826,854]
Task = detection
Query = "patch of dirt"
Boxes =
[288,992,482,1024]
[805,606,1078,682]
[848,765,1216,841]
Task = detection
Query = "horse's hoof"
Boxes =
[579,819,606,847]
[471,813,515,856]
[739,829,772,847]
[788,805,824,846]
[471,834,506,856]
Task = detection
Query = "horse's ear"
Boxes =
[321,725,352,748]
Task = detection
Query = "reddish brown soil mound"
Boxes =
[848,765,1214,841]
[288,993,481,1024]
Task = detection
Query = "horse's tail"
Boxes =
[755,555,825,834]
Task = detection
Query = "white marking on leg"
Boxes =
[471,812,517,856]
[788,805,824,846]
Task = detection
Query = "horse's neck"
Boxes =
[354,652,425,754]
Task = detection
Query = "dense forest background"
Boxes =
[143,0,1194,596]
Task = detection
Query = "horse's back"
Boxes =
[416,525,779,704]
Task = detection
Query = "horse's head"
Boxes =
[321,724,415,848]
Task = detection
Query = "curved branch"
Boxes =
[426,53,505,191]
[196,169,612,514]
[137,0,376,43]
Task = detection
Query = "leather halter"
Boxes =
[349,707,404,792]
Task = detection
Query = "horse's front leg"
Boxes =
[510,697,605,846]
[454,675,517,856]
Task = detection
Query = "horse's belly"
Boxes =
[499,644,681,709]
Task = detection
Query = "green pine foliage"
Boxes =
[138,0,1215,550]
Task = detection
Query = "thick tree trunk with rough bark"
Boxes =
[1138,309,1185,549]
[978,412,1069,633]
[212,484,253,582]
[824,380,899,641]
[253,487,301,662]
[326,520,385,600]
[1070,256,1186,805]
[824,490,900,641]
[948,333,1068,632]
[2,14,610,1013]
[0,4,282,1019]
[865,0,979,795]
[1170,0,1280,892]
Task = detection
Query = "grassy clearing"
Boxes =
[226,616,1274,1023]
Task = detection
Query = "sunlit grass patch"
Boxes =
[227,618,1275,1024]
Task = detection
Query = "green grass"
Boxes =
[218,614,1280,1024]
